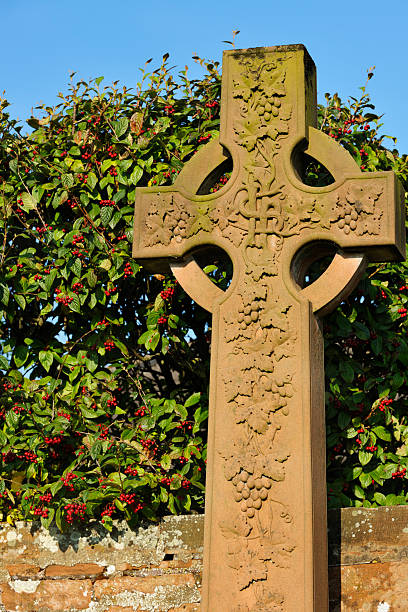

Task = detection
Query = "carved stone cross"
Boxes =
[132,45,405,611]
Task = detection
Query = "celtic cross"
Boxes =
[132,45,405,611]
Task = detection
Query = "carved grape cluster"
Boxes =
[232,470,271,518]
[173,211,189,240]
[237,300,262,329]
[337,203,358,234]
[258,97,281,122]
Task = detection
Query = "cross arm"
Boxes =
[132,136,240,276]
[283,128,406,263]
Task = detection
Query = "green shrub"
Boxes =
[0,58,407,531]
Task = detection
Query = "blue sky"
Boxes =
[2,1,407,153]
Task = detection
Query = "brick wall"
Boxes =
[0,515,202,612]
[0,508,407,611]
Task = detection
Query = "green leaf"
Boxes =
[175,404,188,420]
[80,406,105,419]
[61,173,74,189]
[39,350,54,373]
[371,336,382,355]
[14,294,26,310]
[71,258,82,278]
[101,206,113,226]
[112,189,125,203]
[71,159,84,173]
[154,116,171,133]
[353,484,365,499]
[0,355,9,370]
[160,454,171,470]
[85,354,98,372]
[370,466,385,484]
[385,494,400,506]
[130,166,143,185]
[339,361,354,383]
[14,345,28,368]
[101,159,113,173]
[99,176,111,190]
[69,294,81,313]
[161,336,169,354]
[183,494,191,511]
[87,172,98,191]
[6,410,19,429]
[102,515,113,531]
[55,507,64,532]
[58,190,69,206]
[109,211,122,229]
[358,450,373,466]
[374,492,386,505]
[185,392,201,408]
[392,372,405,388]
[20,192,37,210]
[359,472,372,488]
[27,463,36,479]
[337,412,350,430]
[41,507,55,529]
[116,169,128,186]
[149,331,160,351]
[352,466,362,479]
[168,492,177,514]
[0,284,10,306]
[44,269,58,292]
[89,293,97,309]
[373,426,392,442]
[40,302,53,316]
[160,487,169,502]
[138,329,154,346]
[99,259,112,271]
[113,117,129,138]
[354,321,370,340]
[113,338,128,356]
[154,295,164,311]
[87,269,98,288]
[9,159,18,173]
[50,480,63,496]
[90,441,102,460]
[349,307,357,323]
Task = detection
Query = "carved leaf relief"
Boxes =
[144,194,176,246]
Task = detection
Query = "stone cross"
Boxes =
[132,45,405,611]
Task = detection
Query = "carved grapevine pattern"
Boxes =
[331,182,384,235]
[144,194,176,247]
[220,272,296,598]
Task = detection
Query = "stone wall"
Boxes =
[0,507,407,611]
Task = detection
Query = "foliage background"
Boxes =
[3,1,408,154]
[0,56,407,531]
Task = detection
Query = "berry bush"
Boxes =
[0,58,407,532]
[316,78,408,509]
